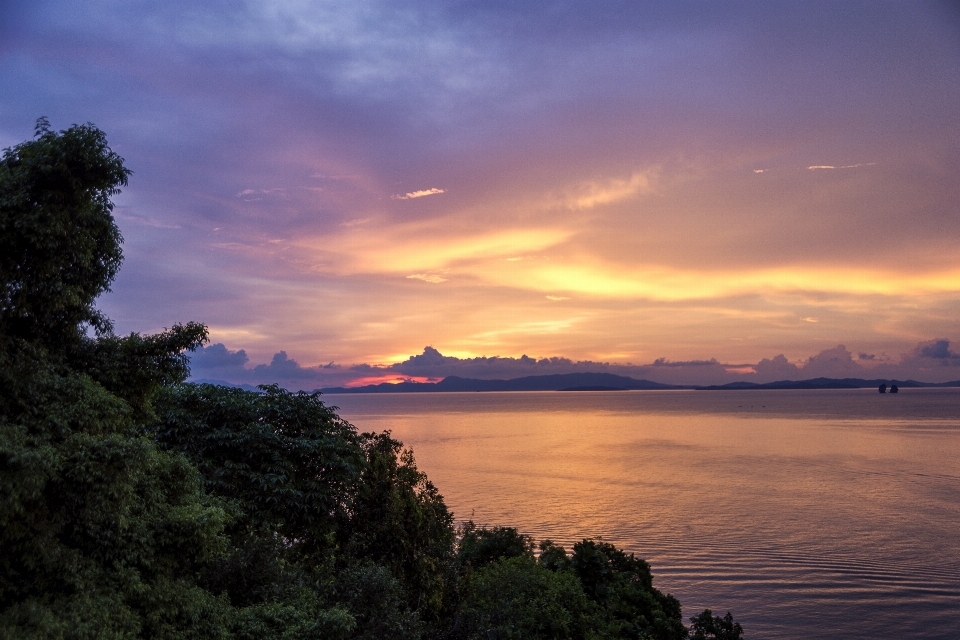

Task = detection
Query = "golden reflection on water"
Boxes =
[328,389,960,640]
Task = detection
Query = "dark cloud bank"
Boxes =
[190,339,960,391]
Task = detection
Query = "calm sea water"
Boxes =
[325,389,960,639]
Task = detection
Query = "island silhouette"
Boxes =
[315,373,960,394]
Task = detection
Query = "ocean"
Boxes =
[325,388,960,639]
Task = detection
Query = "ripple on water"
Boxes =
[329,389,960,640]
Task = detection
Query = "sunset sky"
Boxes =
[3,1,960,387]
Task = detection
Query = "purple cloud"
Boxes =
[798,345,863,378]
[916,339,960,362]
[188,337,960,392]
[7,2,959,380]
[753,354,801,379]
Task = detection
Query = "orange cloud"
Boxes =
[296,223,573,275]
[555,171,655,209]
[476,260,960,301]
[407,273,448,283]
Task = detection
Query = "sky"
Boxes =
[3,0,960,388]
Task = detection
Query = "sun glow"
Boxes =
[478,262,960,300]
[296,225,573,274]
[344,375,434,387]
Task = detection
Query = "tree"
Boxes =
[152,383,365,558]
[458,555,601,639]
[151,385,454,636]
[0,121,362,639]
[0,121,221,639]
[457,523,533,568]
[0,117,128,347]
[560,539,686,640]
[689,610,743,640]
[339,431,457,622]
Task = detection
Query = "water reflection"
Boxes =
[327,389,960,639]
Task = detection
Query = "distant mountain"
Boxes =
[694,377,960,390]
[318,372,684,394]
[317,373,960,394]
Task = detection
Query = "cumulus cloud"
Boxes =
[753,354,801,379]
[798,345,864,378]
[914,339,960,361]
[189,344,354,389]
[747,342,960,381]
[189,343,250,374]
[380,348,734,386]
[190,339,960,392]
[863,339,960,381]
[251,351,321,380]
[392,188,445,200]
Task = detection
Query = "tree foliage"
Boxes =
[0,121,351,639]
[458,555,600,639]
[457,523,534,569]
[152,383,364,551]
[689,610,744,640]
[1,120,743,639]
[0,117,128,345]
[342,430,456,620]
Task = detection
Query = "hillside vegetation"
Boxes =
[0,120,741,639]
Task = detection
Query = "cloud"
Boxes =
[28,0,957,381]
[236,188,285,201]
[858,352,876,360]
[753,354,801,379]
[865,339,960,380]
[545,295,569,301]
[392,188,445,200]
[914,339,960,362]
[377,348,734,386]
[799,345,864,378]
[407,273,448,283]
[807,163,877,170]
[474,262,960,302]
[189,344,358,389]
[652,358,720,367]
[252,351,308,379]
[190,342,250,374]
[189,338,960,392]
[560,171,653,209]
[375,342,959,385]
[301,225,572,275]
